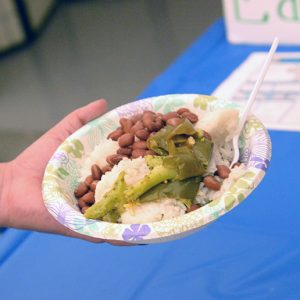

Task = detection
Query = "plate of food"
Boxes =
[42,94,271,244]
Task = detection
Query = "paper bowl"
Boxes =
[42,94,271,244]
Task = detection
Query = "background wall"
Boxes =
[0,0,222,161]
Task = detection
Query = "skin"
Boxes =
[0,100,131,246]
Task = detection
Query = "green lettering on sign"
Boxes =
[278,0,300,22]
[234,0,269,23]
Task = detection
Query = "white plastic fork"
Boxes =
[230,37,279,168]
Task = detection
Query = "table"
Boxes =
[1,19,300,300]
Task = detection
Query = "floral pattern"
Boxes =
[116,98,153,117]
[50,151,69,165]
[122,224,151,241]
[42,94,271,244]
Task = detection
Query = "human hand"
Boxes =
[0,100,130,245]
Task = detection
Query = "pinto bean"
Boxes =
[130,120,144,134]
[79,191,95,205]
[81,206,90,214]
[142,112,156,131]
[144,122,157,132]
[90,180,99,192]
[166,117,183,127]
[152,118,164,131]
[143,110,156,117]
[132,141,148,150]
[177,108,190,115]
[162,112,179,122]
[91,164,102,180]
[118,133,135,147]
[130,113,143,124]
[74,182,89,198]
[117,147,132,156]
[181,112,198,123]
[106,154,124,165]
[78,199,87,209]
[216,165,231,179]
[135,129,150,141]
[143,116,164,132]
[203,176,221,191]
[233,162,241,168]
[187,113,199,123]
[203,130,212,141]
[84,175,94,186]
[107,127,123,140]
[187,203,200,213]
[145,150,156,156]
[102,164,112,173]
[119,118,133,133]
[132,149,147,158]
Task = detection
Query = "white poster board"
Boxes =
[223,0,300,44]
[213,52,300,131]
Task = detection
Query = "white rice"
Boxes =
[94,157,186,223]
[194,163,247,205]
[195,182,218,206]
[212,164,247,200]
[120,198,187,224]
[195,108,239,144]
[192,108,245,206]
[95,157,149,204]
[207,141,233,174]
[83,108,245,223]
[81,139,119,180]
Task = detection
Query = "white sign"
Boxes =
[213,52,300,131]
[223,0,300,44]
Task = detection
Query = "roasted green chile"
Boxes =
[139,176,202,207]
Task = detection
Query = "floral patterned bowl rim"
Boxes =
[42,94,271,244]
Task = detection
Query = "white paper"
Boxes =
[213,52,300,132]
[222,0,300,45]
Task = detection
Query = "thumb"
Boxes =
[49,99,107,141]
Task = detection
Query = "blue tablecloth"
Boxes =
[1,19,300,300]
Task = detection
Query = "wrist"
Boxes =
[0,162,12,227]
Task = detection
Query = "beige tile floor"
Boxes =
[0,0,221,161]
